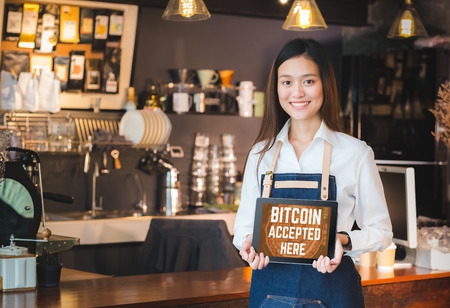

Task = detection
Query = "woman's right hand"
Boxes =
[239,235,270,270]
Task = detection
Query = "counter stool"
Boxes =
[140,219,244,274]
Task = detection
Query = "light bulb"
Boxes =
[399,10,414,38]
[181,0,194,18]
[279,0,289,4]
[294,1,312,29]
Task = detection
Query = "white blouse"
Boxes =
[233,120,393,257]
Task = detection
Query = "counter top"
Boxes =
[60,268,111,282]
[2,266,449,307]
[38,212,237,245]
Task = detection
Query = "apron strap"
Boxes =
[262,140,283,198]
[321,141,331,201]
[261,140,332,200]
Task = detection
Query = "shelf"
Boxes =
[1,110,176,154]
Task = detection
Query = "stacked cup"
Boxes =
[206,144,221,204]
[189,132,209,207]
[220,133,237,204]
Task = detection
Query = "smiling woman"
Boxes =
[233,38,392,307]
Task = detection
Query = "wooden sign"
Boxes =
[252,198,337,264]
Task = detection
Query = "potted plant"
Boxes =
[430,81,450,148]
[36,248,62,287]
[430,81,450,219]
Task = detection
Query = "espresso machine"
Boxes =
[0,146,78,291]
[137,148,184,216]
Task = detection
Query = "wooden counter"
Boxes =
[1,266,449,307]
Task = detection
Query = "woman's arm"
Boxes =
[233,146,271,269]
[233,150,261,250]
[349,147,393,254]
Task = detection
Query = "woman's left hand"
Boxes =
[312,235,343,273]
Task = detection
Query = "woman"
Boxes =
[233,38,392,307]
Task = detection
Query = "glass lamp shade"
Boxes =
[387,0,428,39]
[162,0,211,21]
[282,0,327,31]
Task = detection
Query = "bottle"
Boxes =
[144,85,162,109]
[125,87,137,111]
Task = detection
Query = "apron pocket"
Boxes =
[260,295,327,308]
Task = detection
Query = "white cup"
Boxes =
[173,92,192,114]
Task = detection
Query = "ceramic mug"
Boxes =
[173,92,192,114]
[196,69,219,87]
[236,81,255,117]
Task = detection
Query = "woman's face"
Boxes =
[277,55,323,123]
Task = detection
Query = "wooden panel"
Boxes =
[363,277,450,308]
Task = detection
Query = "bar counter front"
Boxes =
[2,264,449,307]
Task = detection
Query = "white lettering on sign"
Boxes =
[270,206,321,225]
[280,242,307,256]
[267,205,324,257]
[268,226,321,241]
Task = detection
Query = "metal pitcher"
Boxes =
[160,167,182,216]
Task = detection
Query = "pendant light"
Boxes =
[387,0,428,39]
[282,0,327,31]
[162,0,211,21]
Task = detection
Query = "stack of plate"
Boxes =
[119,108,172,148]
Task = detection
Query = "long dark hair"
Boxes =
[249,38,343,171]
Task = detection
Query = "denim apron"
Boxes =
[249,140,365,308]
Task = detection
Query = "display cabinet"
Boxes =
[0,0,138,110]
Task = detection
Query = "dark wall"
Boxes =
[342,0,450,55]
[132,7,343,96]
[40,149,158,213]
